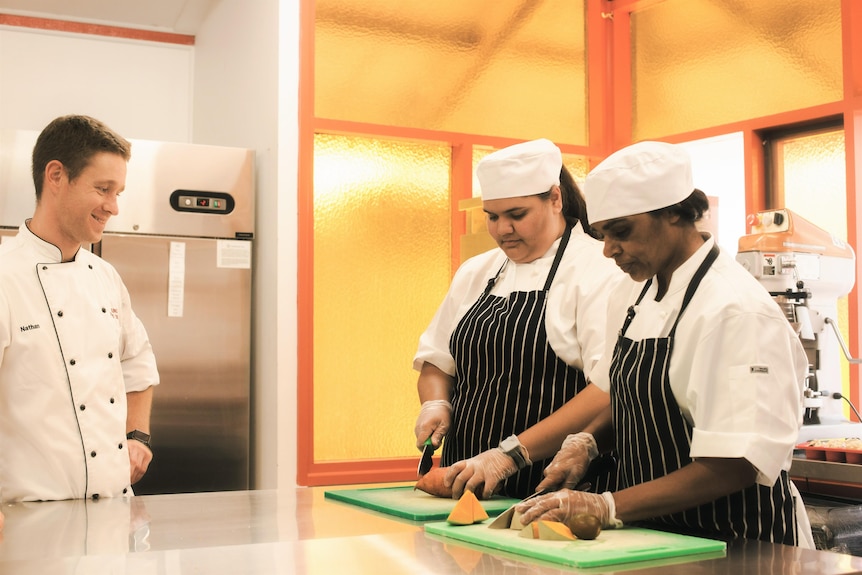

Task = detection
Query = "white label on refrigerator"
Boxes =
[168,241,186,318]
[217,239,251,269]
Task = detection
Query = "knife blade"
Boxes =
[487,489,550,529]
[417,438,435,477]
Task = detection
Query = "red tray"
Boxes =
[796,440,862,464]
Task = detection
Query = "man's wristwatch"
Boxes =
[127,430,152,449]
[499,435,531,470]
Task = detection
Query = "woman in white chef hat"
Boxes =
[515,140,814,547]
[412,139,623,500]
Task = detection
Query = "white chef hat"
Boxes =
[476,139,562,201]
[584,141,693,224]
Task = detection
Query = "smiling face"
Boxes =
[483,188,564,263]
[47,151,127,258]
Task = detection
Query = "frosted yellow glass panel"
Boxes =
[777,129,851,413]
[780,130,846,239]
[313,134,452,461]
[316,0,587,144]
[563,155,589,189]
[632,0,842,139]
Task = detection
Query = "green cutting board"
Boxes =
[424,520,726,568]
[324,486,519,521]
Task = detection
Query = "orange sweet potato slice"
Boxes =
[414,466,452,498]
[414,466,487,499]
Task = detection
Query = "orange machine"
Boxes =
[737,209,861,442]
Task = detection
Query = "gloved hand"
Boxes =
[445,447,519,500]
[414,399,452,450]
[535,432,598,492]
[515,489,622,529]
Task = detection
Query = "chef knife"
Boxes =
[488,489,550,529]
[417,438,435,477]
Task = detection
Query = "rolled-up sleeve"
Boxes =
[686,310,806,485]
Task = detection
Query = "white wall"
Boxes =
[0,27,193,140]
[680,133,747,256]
[192,0,297,491]
[0,0,299,492]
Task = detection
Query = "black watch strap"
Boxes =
[127,429,151,448]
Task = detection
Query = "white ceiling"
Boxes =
[0,0,218,35]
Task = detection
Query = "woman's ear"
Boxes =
[550,185,563,211]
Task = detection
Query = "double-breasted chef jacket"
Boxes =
[591,235,814,547]
[0,222,159,502]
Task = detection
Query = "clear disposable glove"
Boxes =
[515,489,622,529]
[414,399,452,450]
[445,447,520,500]
[535,432,598,492]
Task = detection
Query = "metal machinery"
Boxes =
[736,209,862,443]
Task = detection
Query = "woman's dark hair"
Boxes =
[649,188,710,223]
[538,165,599,239]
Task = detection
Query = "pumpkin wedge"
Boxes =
[446,489,489,525]
[518,520,576,541]
[537,520,576,541]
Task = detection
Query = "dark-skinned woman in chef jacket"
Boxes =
[516,141,815,547]
[412,139,624,500]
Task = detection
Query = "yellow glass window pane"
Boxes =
[313,134,452,461]
[315,0,587,144]
[778,128,852,419]
[779,130,846,239]
[632,0,842,139]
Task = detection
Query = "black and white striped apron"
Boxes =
[610,244,797,545]
[444,226,614,499]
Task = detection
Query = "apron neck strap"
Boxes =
[668,243,720,338]
[619,242,719,338]
[483,224,573,296]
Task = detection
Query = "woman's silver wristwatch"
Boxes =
[499,435,531,470]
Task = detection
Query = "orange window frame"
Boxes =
[296,0,862,486]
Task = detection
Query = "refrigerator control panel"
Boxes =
[171,190,235,215]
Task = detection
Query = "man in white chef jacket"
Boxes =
[0,115,159,528]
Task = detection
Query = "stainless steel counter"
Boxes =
[0,486,860,574]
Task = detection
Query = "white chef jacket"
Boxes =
[413,223,624,381]
[591,236,809,486]
[0,222,159,502]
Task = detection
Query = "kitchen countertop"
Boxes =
[0,486,860,574]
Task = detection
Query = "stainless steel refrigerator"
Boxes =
[0,131,255,495]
